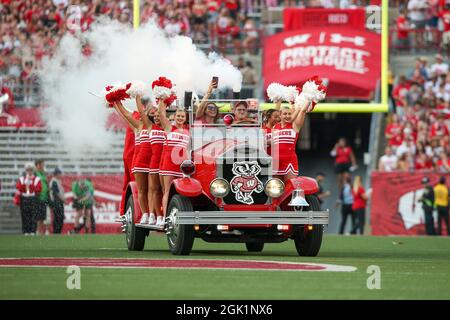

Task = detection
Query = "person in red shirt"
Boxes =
[392,75,411,114]
[414,152,434,170]
[0,77,14,113]
[351,175,368,235]
[385,114,404,147]
[330,137,357,192]
[16,162,42,235]
[439,2,450,55]
[396,9,410,49]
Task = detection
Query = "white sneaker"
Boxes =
[139,213,149,224]
[156,216,164,227]
[45,230,50,236]
[148,213,156,225]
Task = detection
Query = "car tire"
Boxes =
[125,194,147,251]
[294,195,324,257]
[245,242,264,252]
[166,194,195,255]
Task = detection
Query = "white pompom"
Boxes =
[301,80,326,103]
[294,80,326,111]
[285,85,299,102]
[126,80,146,98]
[266,83,286,102]
[153,85,173,99]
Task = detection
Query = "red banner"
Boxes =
[51,175,123,234]
[283,8,366,31]
[371,172,450,235]
[263,27,381,100]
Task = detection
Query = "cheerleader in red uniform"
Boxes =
[113,99,155,224]
[158,99,190,218]
[148,109,165,226]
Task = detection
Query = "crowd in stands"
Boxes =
[393,0,450,52]
[0,0,281,108]
[381,54,450,173]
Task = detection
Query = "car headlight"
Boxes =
[264,178,284,198]
[210,178,230,198]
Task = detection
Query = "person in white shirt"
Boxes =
[408,0,429,47]
[430,54,449,76]
[379,146,398,172]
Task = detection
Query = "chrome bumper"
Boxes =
[175,211,329,225]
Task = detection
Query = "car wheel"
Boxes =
[166,194,195,255]
[245,242,264,252]
[125,194,147,251]
[294,195,324,257]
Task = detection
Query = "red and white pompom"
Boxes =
[103,82,132,108]
[266,83,286,102]
[152,76,177,105]
[126,80,146,98]
[294,76,327,112]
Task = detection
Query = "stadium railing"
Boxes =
[389,27,443,53]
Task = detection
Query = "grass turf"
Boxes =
[0,234,449,299]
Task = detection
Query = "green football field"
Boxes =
[0,234,449,300]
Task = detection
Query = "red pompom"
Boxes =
[152,76,173,89]
[164,93,177,106]
[105,85,131,108]
[308,76,323,86]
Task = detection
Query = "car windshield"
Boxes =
[188,99,266,153]
[191,99,262,127]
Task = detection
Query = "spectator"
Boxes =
[216,7,232,54]
[16,162,42,235]
[385,114,404,148]
[439,2,450,56]
[379,146,398,171]
[397,153,411,171]
[34,159,50,235]
[240,60,257,98]
[0,76,14,113]
[49,167,65,234]
[396,136,417,163]
[406,82,424,106]
[351,175,367,235]
[392,75,411,117]
[436,151,450,172]
[242,17,258,55]
[314,172,331,210]
[420,176,436,235]
[430,54,449,76]
[434,176,449,236]
[408,0,428,48]
[191,0,208,43]
[330,137,357,192]
[396,8,411,49]
[338,173,355,235]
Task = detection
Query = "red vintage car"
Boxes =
[117,94,329,256]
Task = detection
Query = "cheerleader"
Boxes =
[112,99,154,225]
[147,108,165,226]
[271,102,309,183]
[158,99,190,217]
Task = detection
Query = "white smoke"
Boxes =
[39,18,242,153]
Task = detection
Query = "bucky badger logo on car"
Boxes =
[230,161,264,205]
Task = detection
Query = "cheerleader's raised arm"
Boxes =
[113,101,141,130]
